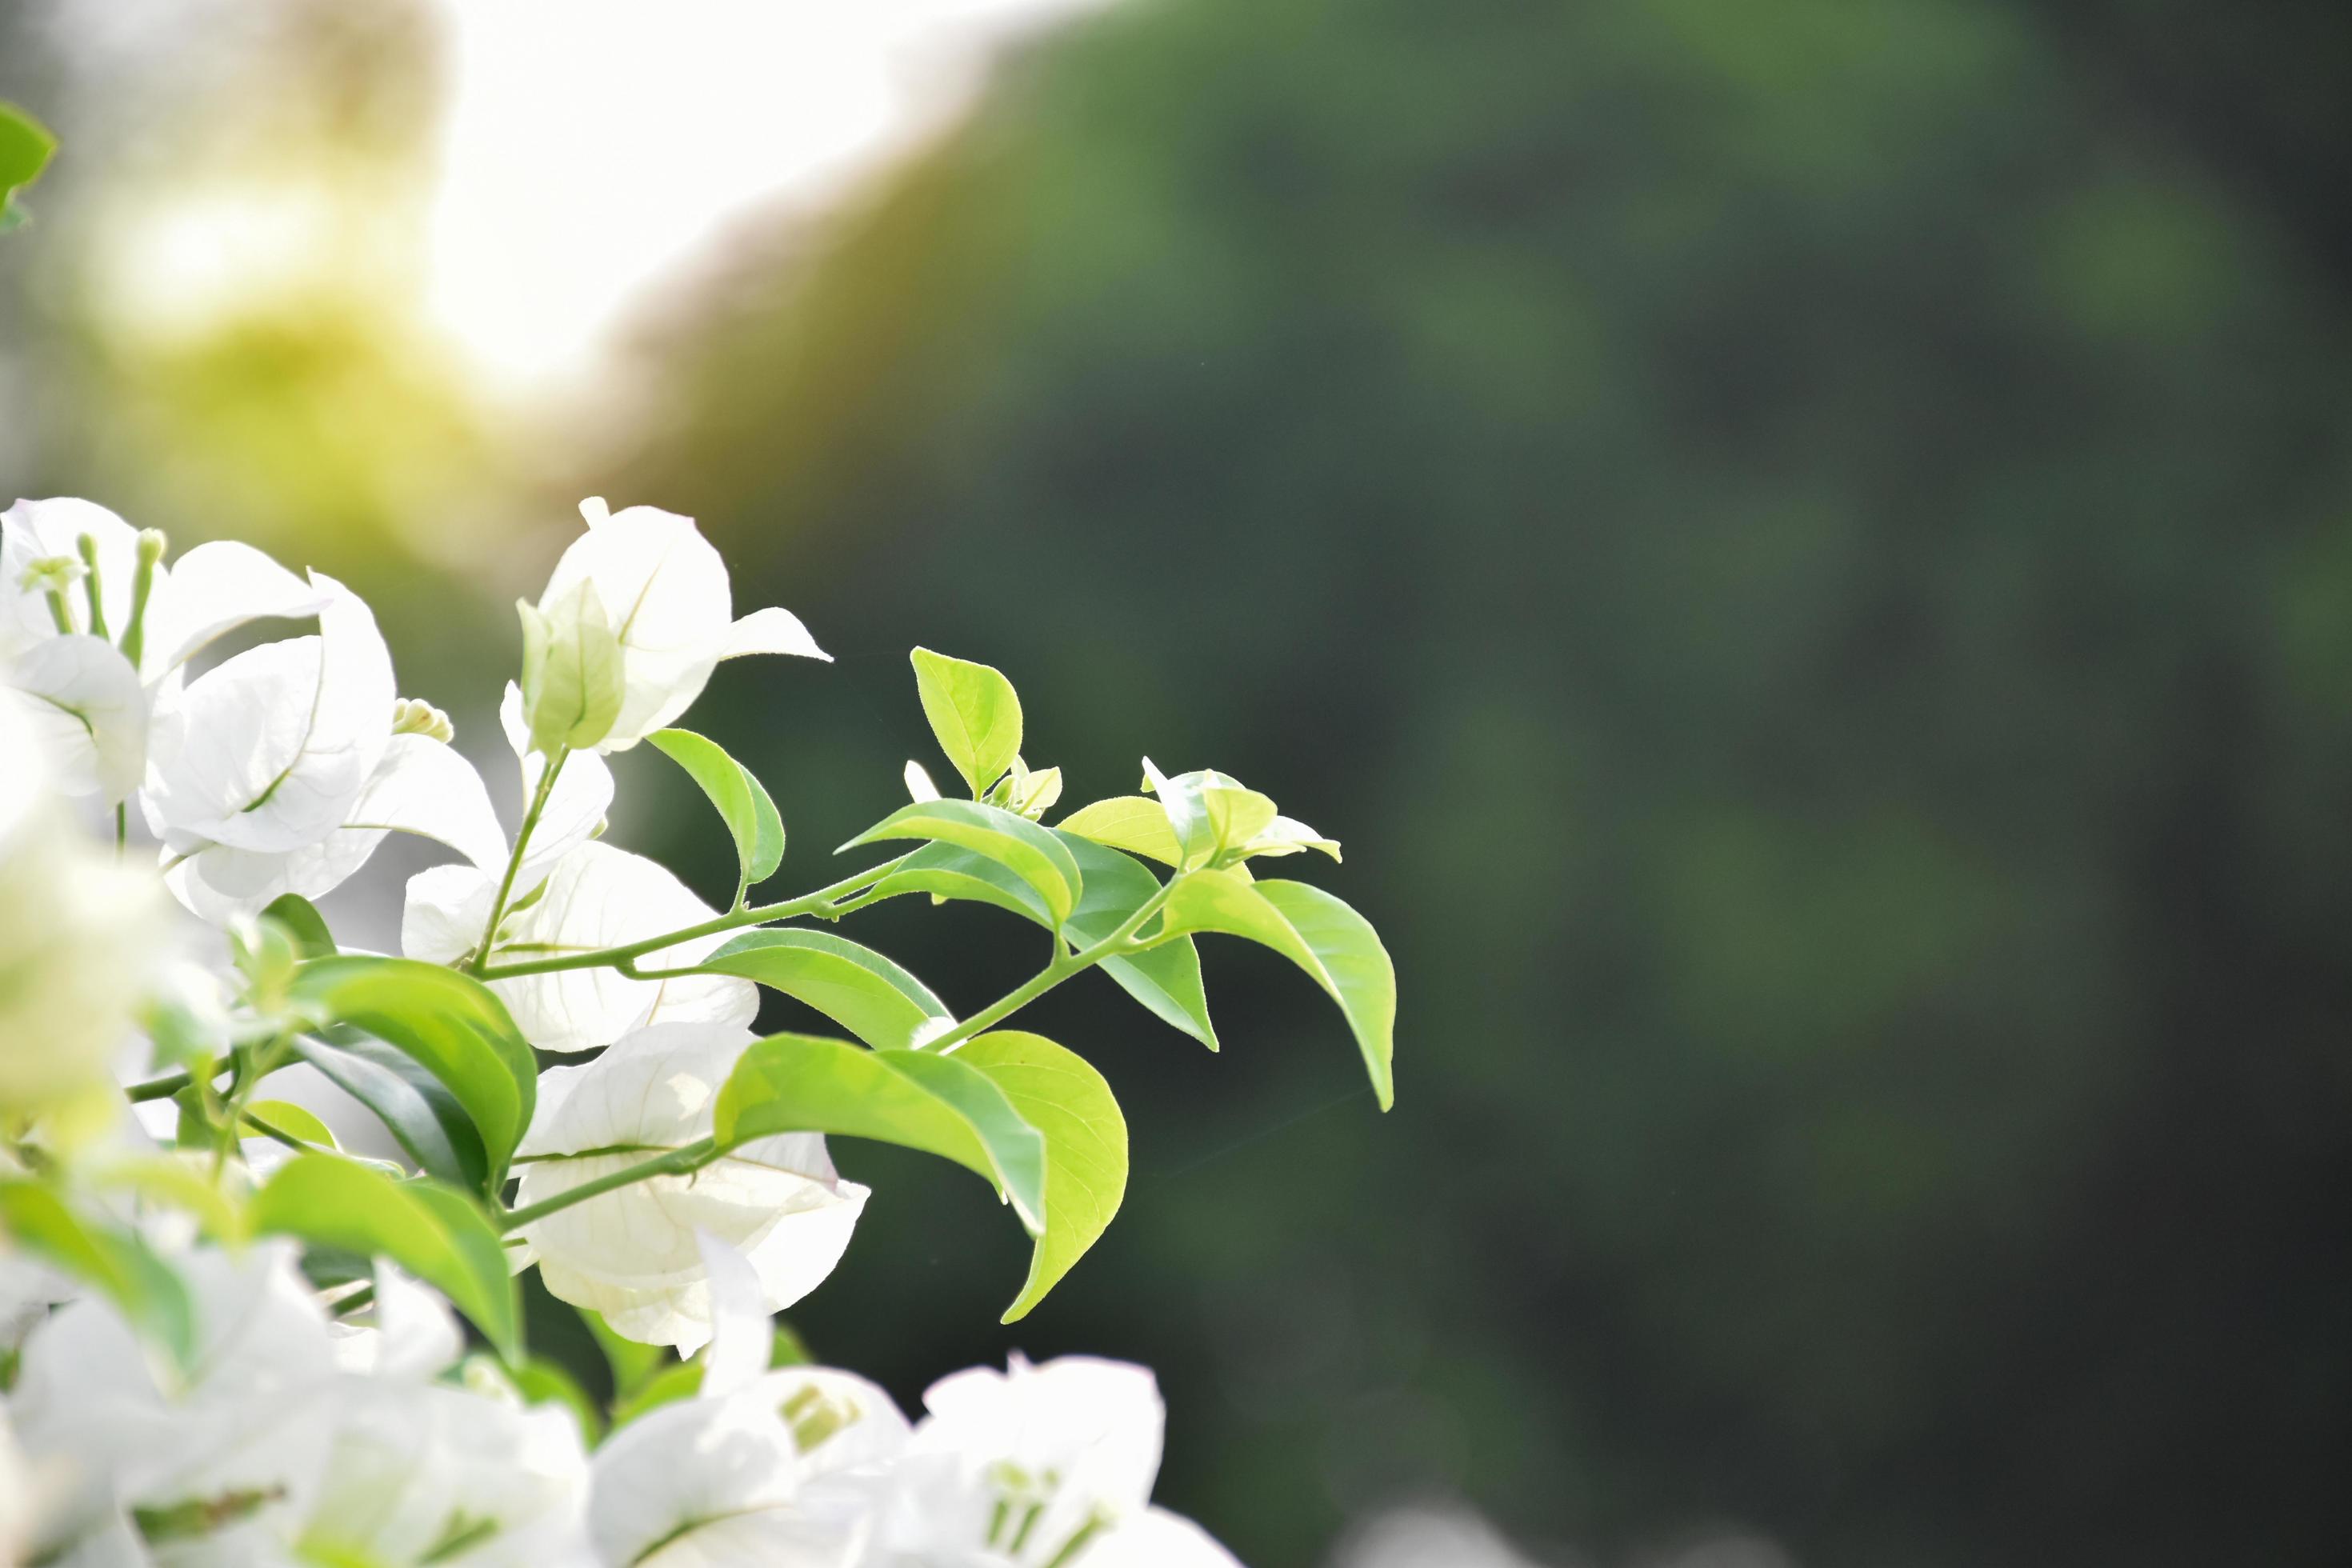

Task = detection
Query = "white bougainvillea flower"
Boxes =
[530,497,830,753]
[877,1357,1240,1568]
[9,1241,338,1566]
[132,572,505,922]
[326,1262,465,1383]
[2,498,331,803]
[285,1371,594,1568]
[512,1023,868,1350]
[403,841,754,1053]
[0,702,167,1121]
[589,1366,909,1568]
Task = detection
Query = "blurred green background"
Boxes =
[7,0,2352,1563]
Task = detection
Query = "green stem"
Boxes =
[498,1138,717,1232]
[924,874,1185,1054]
[127,1069,196,1103]
[470,750,567,974]
[474,852,916,981]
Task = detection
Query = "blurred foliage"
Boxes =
[605,0,2352,1564]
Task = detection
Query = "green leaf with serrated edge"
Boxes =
[648,728,785,888]
[294,1034,480,1189]
[1057,796,1184,866]
[1151,871,1397,1109]
[910,647,1022,797]
[242,1099,338,1149]
[698,930,948,1049]
[251,1154,522,1362]
[0,1182,196,1370]
[584,1307,666,1398]
[290,958,535,1191]
[843,798,1080,926]
[261,894,336,958]
[714,1034,1045,1231]
[956,1032,1127,1322]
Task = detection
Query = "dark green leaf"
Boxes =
[714,1034,1045,1230]
[251,1154,522,1362]
[648,728,785,889]
[957,1031,1128,1322]
[293,1033,482,1189]
[698,929,949,1049]
[290,957,536,1190]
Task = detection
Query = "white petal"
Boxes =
[142,539,330,679]
[540,503,730,750]
[329,1263,463,1382]
[719,606,830,663]
[145,574,394,852]
[402,863,494,965]
[501,682,616,889]
[341,733,507,871]
[6,634,147,800]
[903,759,941,804]
[0,498,142,657]
[1082,1508,1247,1568]
[694,1231,770,1399]
[484,842,754,1054]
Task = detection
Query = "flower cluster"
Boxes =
[1,495,1396,1566]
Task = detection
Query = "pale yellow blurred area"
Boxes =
[5,0,1101,574]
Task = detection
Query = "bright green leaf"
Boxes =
[290,958,536,1191]
[609,1358,706,1430]
[910,647,1022,797]
[1154,870,1397,1108]
[714,1034,1045,1230]
[843,798,1081,926]
[957,1031,1128,1322]
[518,580,623,755]
[648,728,785,890]
[0,1182,195,1370]
[0,102,54,229]
[241,1099,338,1149]
[260,894,337,959]
[862,841,1055,925]
[583,1307,667,1399]
[1057,795,1184,866]
[698,929,949,1049]
[251,1154,522,1362]
[1061,835,1216,1048]
[293,1033,481,1188]
[499,1354,605,1442]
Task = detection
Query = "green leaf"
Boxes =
[242,1098,338,1149]
[86,1155,249,1246]
[714,1034,1046,1230]
[251,1154,522,1362]
[1154,870,1397,1108]
[518,580,623,755]
[290,958,536,1190]
[844,798,1082,926]
[609,1358,706,1430]
[1061,835,1216,1048]
[0,1182,196,1370]
[648,728,785,890]
[501,1354,605,1442]
[0,102,54,229]
[583,1307,666,1398]
[1057,795,1184,866]
[293,1034,481,1189]
[957,1032,1128,1322]
[1144,762,1279,869]
[858,834,1214,1047]
[260,894,337,959]
[698,929,949,1049]
[910,647,1022,796]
